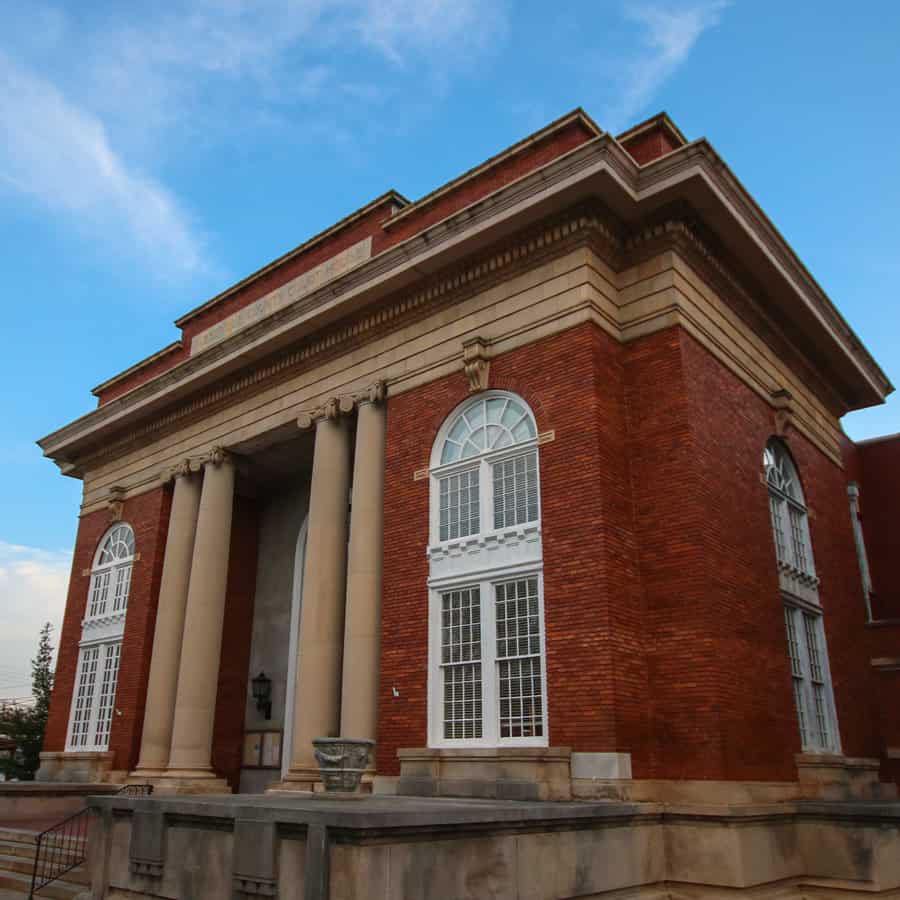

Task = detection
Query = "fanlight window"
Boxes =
[87,524,135,619]
[97,524,134,565]
[440,396,536,464]
[763,441,813,577]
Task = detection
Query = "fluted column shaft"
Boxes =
[286,414,352,782]
[340,398,386,742]
[166,453,236,776]
[133,469,202,774]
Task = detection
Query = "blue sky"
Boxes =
[1,0,897,695]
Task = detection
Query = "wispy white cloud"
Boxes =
[0,542,70,699]
[0,52,209,278]
[609,1,729,130]
[0,0,507,283]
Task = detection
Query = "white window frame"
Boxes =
[764,441,841,754]
[782,600,841,753]
[65,639,124,752]
[427,392,547,749]
[65,523,133,752]
[428,566,548,748]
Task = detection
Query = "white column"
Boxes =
[282,408,352,786]
[133,464,201,775]
[165,449,235,780]
[340,387,386,743]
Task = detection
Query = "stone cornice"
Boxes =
[51,205,619,473]
[39,134,891,469]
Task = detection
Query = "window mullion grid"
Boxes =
[783,605,809,747]
[792,605,820,751]
[481,578,499,746]
[802,613,830,750]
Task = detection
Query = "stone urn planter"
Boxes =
[312,738,375,792]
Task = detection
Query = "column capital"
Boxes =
[204,446,234,468]
[296,382,386,430]
[161,458,200,485]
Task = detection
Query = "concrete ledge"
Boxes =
[82,793,900,899]
[35,750,119,784]
[0,781,120,821]
[397,746,572,801]
[795,753,894,801]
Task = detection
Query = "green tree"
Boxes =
[0,623,55,781]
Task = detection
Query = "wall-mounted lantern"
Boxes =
[251,671,272,720]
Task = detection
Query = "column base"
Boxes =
[266,766,321,793]
[132,769,232,795]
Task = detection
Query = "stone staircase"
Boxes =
[0,827,88,898]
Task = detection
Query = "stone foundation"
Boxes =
[35,750,122,784]
[396,746,572,800]
[85,792,900,899]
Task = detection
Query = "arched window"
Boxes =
[87,523,135,619]
[763,440,839,753]
[66,523,133,752]
[428,392,547,747]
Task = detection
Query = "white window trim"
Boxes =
[428,439,542,552]
[428,568,548,749]
[427,392,547,749]
[65,640,123,752]
[783,601,841,754]
[765,441,841,755]
[65,523,134,753]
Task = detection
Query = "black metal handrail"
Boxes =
[29,783,153,897]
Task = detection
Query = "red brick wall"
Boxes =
[44,488,171,773]
[857,436,900,620]
[375,120,595,247]
[210,494,259,790]
[96,120,596,404]
[620,125,680,165]
[378,323,648,775]
[378,320,891,782]
[788,427,884,762]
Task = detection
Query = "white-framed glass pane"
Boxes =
[769,496,788,565]
[88,571,111,618]
[69,646,100,749]
[789,505,810,574]
[112,565,132,613]
[92,643,122,750]
[439,469,480,541]
[495,577,543,739]
[492,451,539,529]
[440,587,483,739]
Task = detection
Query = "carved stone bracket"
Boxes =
[297,381,386,430]
[463,336,490,393]
[771,388,795,437]
[107,486,126,523]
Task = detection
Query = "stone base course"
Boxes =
[84,792,900,899]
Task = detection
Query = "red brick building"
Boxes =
[36,109,899,804]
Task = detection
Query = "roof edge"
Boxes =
[91,342,184,397]
[615,111,688,148]
[383,107,603,230]
[174,189,409,329]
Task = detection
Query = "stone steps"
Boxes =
[0,829,88,897]
[0,867,83,898]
